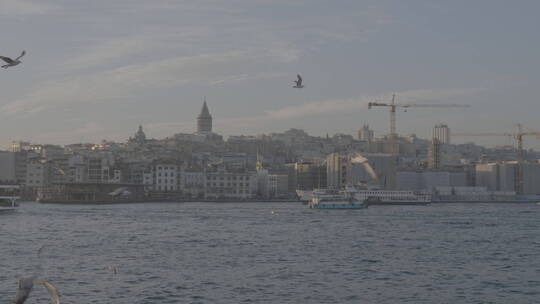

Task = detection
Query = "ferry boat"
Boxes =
[352,188,431,205]
[299,186,431,206]
[308,190,368,209]
[0,185,20,212]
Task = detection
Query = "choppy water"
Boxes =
[1,202,539,303]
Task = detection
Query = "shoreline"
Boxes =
[27,199,540,205]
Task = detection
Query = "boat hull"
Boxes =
[367,200,430,206]
[310,203,367,209]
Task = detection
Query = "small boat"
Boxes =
[308,190,368,209]
[0,185,20,212]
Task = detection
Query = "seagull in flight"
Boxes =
[1,50,26,69]
[293,74,304,88]
[12,276,61,304]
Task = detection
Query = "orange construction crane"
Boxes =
[368,94,470,156]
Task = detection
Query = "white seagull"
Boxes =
[293,74,304,88]
[12,276,61,304]
[1,50,26,69]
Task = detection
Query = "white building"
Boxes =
[475,162,517,192]
[26,162,49,188]
[143,163,179,192]
[179,170,206,198]
[396,171,468,191]
[205,169,257,199]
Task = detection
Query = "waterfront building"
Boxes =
[268,174,289,198]
[522,162,540,194]
[0,151,16,182]
[475,162,516,192]
[179,169,206,198]
[69,154,87,183]
[205,167,257,199]
[143,162,179,192]
[396,171,468,191]
[25,161,50,188]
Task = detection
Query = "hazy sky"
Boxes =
[1,0,539,149]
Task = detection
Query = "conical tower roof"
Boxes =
[198,99,212,119]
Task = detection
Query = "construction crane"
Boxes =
[452,124,540,194]
[368,94,470,156]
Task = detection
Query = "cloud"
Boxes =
[0,48,299,116]
[124,87,483,136]
[217,87,483,130]
[144,121,194,136]
[0,0,55,15]
[395,88,485,102]
[63,36,160,70]
[37,122,104,144]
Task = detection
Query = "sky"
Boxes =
[1,0,539,149]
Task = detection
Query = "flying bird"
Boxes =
[293,74,304,88]
[38,281,61,304]
[1,50,26,69]
[12,277,61,304]
[12,277,34,304]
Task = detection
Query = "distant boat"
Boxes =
[308,189,368,209]
[0,185,20,212]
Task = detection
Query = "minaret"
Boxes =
[197,98,212,133]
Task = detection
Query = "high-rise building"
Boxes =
[428,138,441,169]
[432,124,450,144]
[358,124,374,141]
[197,99,212,133]
[326,153,347,189]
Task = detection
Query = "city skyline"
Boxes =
[1,1,539,149]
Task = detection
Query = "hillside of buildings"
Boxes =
[1,103,540,200]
